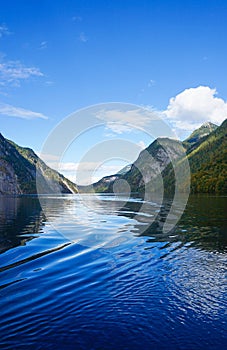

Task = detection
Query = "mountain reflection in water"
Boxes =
[0,194,226,349]
[0,196,45,253]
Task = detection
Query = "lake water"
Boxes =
[0,194,226,349]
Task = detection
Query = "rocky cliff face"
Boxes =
[0,133,78,195]
[83,120,226,195]
[122,138,185,192]
[0,159,19,195]
[86,137,186,194]
[0,134,21,195]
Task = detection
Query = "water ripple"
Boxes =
[0,194,226,349]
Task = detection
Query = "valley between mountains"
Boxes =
[0,119,226,195]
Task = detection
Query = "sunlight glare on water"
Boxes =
[0,194,226,349]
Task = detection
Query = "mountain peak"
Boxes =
[184,121,218,148]
[201,121,218,129]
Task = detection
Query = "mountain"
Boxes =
[121,137,187,194]
[85,137,188,194]
[150,120,227,194]
[0,133,78,195]
[77,165,132,193]
[1,120,226,196]
[183,122,218,152]
[188,119,227,193]
[85,120,226,195]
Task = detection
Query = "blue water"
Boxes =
[0,194,226,349]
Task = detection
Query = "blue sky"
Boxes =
[1,0,227,183]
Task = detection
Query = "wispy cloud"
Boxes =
[137,140,146,149]
[79,32,88,42]
[45,80,54,86]
[0,59,43,87]
[72,16,82,22]
[39,156,127,185]
[148,79,155,87]
[58,162,126,185]
[96,108,160,134]
[39,41,48,50]
[0,102,48,120]
[137,79,155,99]
[0,24,10,38]
[38,153,59,162]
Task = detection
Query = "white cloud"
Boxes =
[137,140,146,150]
[79,32,88,42]
[38,153,59,163]
[72,16,82,22]
[40,159,127,185]
[40,160,99,174]
[97,108,160,134]
[60,162,80,172]
[39,41,48,50]
[0,102,48,120]
[0,59,43,87]
[164,86,227,130]
[105,122,132,134]
[45,80,54,86]
[148,79,155,87]
[0,24,10,38]
[58,161,123,174]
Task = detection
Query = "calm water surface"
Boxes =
[0,194,226,349]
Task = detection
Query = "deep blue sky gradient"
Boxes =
[0,0,227,180]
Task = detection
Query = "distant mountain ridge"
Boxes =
[83,120,226,194]
[1,120,226,195]
[0,133,78,195]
